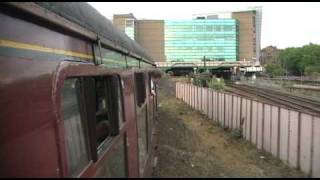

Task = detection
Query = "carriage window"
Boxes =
[95,77,112,148]
[150,76,156,96]
[61,78,90,177]
[116,78,125,127]
[95,76,123,154]
[148,74,151,94]
[135,73,146,107]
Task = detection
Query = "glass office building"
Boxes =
[125,18,135,40]
[164,19,239,62]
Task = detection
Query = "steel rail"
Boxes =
[226,83,320,115]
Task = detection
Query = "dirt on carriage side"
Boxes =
[152,75,307,178]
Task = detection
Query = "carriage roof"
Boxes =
[35,2,154,64]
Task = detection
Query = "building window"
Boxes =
[252,16,256,28]
[62,78,90,177]
[224,25,232,31]
[214,25,221,32]
[206,25,213,32]
[195,25,203,32]
[125,19,134,28]
[164,20,238,62]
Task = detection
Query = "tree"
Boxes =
[279,47,302,75]
[305,65,320,80]
[278,43,320,76]
[265,63,285,77]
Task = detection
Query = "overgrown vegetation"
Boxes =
[229,128,243,140]
[207,77,225,90]
[304,65,320,79]
[192,72,212,87]
[192,72,225,90]
[265,64,285,77]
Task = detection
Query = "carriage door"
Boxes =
[134,72,149,176]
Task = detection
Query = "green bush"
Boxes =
[207,77,225,90]
[230,128,243,140]
[192,73,226,90]
[265,63,285,77]
[192,72,212,87]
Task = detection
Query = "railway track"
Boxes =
[226,83,320,115]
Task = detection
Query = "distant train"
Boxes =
[0,2,161,177]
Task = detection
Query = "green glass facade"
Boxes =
[125,19,135,40]
[164,19,239,62]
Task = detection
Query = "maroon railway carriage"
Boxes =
[0,2,161,177]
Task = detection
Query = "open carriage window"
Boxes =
[135,73,146,107]
[62,75,124,173]
[149,74,156,96]
[95,77,112,148]
[81,75,124,158]
[94,76,123,154]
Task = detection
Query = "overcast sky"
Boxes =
[88,2,320,49]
